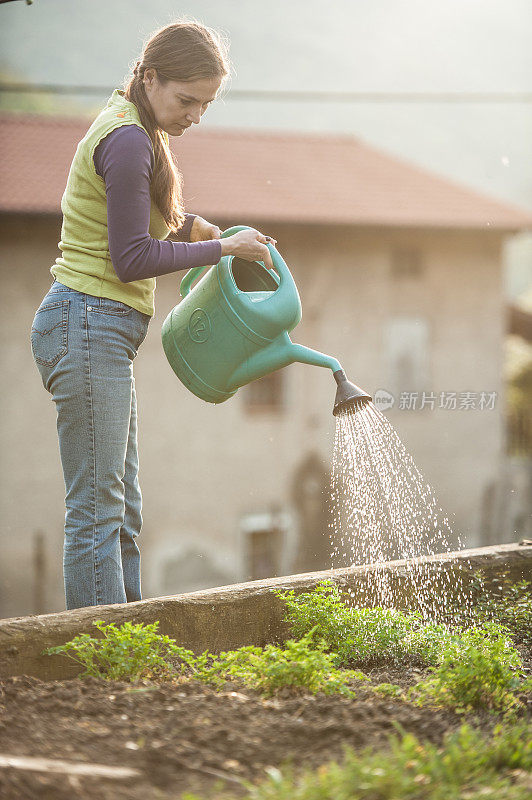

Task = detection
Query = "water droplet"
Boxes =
[329,402,472,621]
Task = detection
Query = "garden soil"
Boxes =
[1,651,531,800]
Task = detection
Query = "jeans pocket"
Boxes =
[31,299,69,366]
[92,297,134,316]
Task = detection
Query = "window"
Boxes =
[158,547,232,595]
[391,247,424,279]
[247,529,282,580]
[241,511,290,580]
[385,317,430,397]
[243,370,284,413]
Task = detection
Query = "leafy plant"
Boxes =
[410,622,524,712]
[401,619,453,664]
[274,581,529,712]
[467,572,532,648]
[273,581,448,668]
[272,582,354,661]
[44,620,191,681]
[372,682,405,699]
[192,627,364,698]
[45,620,361,698]
[184,721,532,799]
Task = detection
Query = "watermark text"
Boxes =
[373,389,498,412]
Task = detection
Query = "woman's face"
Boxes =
[143,69,222,136]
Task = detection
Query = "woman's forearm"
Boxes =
[94,125,221,282]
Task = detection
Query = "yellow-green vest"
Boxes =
[51,89,170,316]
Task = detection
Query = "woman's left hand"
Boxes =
[189,216,222,242]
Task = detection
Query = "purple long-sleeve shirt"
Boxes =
[93,125,222,282]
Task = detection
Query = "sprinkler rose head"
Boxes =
[333,369,372,415]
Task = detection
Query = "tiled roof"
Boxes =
[1,111,531,231]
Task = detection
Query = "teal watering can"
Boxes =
[161,226,371,415]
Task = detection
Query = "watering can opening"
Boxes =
[229,256,279,302]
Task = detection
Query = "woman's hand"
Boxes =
[220,228,277,270]
[189,216,222,242]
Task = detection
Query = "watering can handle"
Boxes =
[179,226,244,298]
[179,225,289,298]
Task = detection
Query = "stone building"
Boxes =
[1,112,531,618]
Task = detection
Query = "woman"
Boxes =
[30,20,276,611]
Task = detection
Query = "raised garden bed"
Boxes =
[1,568,531,800]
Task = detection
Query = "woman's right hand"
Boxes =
[220,228,277,270]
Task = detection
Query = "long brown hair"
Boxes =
[124,21,230,232]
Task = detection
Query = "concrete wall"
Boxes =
[0,214,508,617]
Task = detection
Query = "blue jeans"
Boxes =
[30,280,151,610]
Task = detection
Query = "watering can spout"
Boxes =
[227,333,342,392]
[332,369,372,415]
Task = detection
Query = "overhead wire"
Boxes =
[0,83,531,103]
